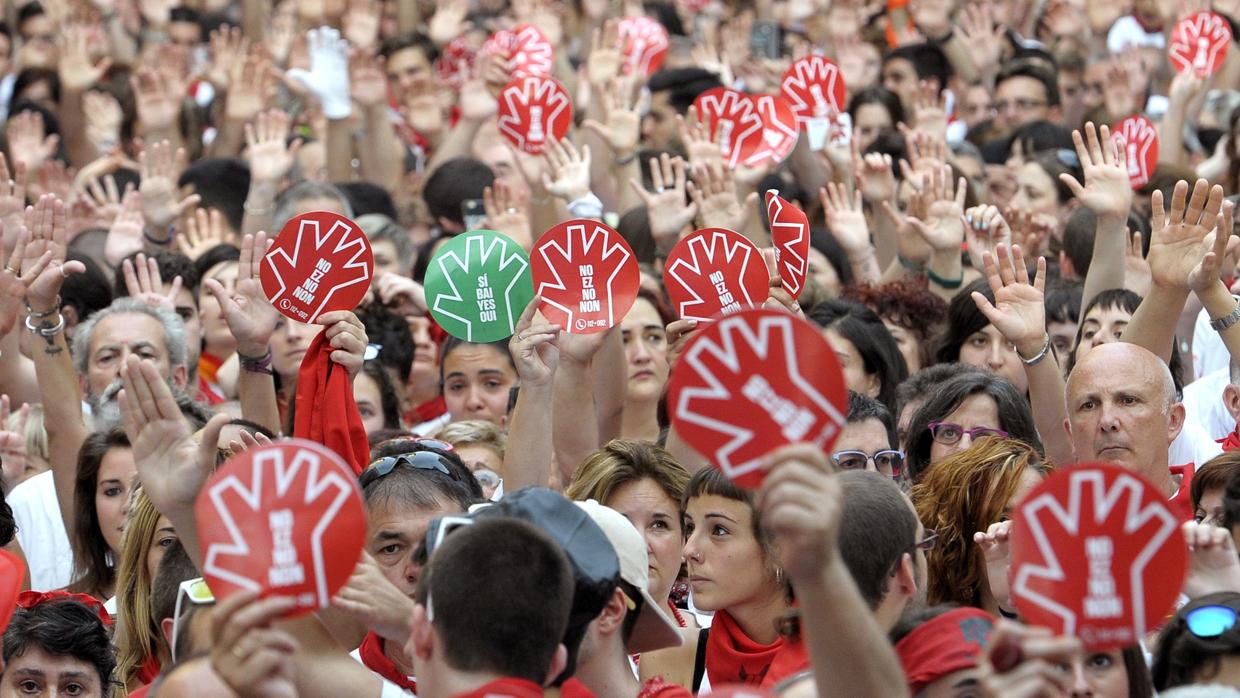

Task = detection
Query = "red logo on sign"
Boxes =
[1010,463,1187,650]
[664,228,769,322]
[1112,115,1159,190]
[434,37,476,89]
[780,56,848,127]
[532,219,640,334]
[749,94,799,166]
[497,76,573,154]
[260,211,374,324]
[1169,11,1232,77]
[482,24,553,79]
[668,309,848,488]
[195,439,367,616]
[618,16,669,77]
[0,550,24,635]
[765,191,810,300]
[692,88,765,169]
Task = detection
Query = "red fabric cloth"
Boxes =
[196,352,226,405]
[128,685,150,698]
[136,654,161,685]
[704,609,809,688]
[358,631,417,692]
[1169,463,1197,522]
[293,332,370,475]
[451,678,544,698]
[16,590,111,626]
[560,678,596,698]
[638,677,693,698]
[1218,429,1240,452]
[409,395,447,425]
[895,607,996,695]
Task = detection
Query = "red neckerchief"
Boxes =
[704,609,809,688]
[136,654,161,685]
[1218,428,1240,452]
[1169,463,1197,523]
[409,395,447,425]
[196,373,226,406]
[293,332,370,475]
[638,677,693,698]
[560,678,596,698]
[451,677,544,698]
[358,631,417,692]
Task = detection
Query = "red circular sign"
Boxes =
[1112,115,1159,190]
[260,211,375,324]
[0,550,25,635]
[195,439,367,617]
[1169,11,1232,77]
[434,37,476,89]
[749,94,799,166]
[1010,463,1188,651]
[668,309,848,489]
[618,16,669,77]
[482,24,553,79]
[780,56,848,126]
[531,219,640,334]
[497,76,573,155]
[691,88,766,170]
[663,228,769,322]
[765,191,810,300]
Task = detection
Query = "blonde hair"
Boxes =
[566,440,690,509]
[436,419,507,455]
[113,488,169,691]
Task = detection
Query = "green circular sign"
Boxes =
[424,230,535,343]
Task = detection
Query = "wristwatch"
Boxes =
[1210,296,1240,332]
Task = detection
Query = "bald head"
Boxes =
[1064,342,1183,490]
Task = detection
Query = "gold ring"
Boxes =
[232,644,245,660]
[3,266,17,275]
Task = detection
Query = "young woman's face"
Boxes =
[270,318,322,383]
[97,447,136,557]
[806,247,841,297]
[853,102,893,151]
[353,370,388,435]
[442,344,517,426]
[197,260,239,356]
[371,239,401,277]
[928,393,1003,465]
[0,646,104,698]
[958,324,1028,393]
[1073,304,1131,366]
[883,321,922,375]
[683,495,775,613]
[145,515,177,581]
[607,478,684,607]
[825,329,879,398]
[619,299,669,404]
[1059,649,1129,698]
[1009,162,1061,217]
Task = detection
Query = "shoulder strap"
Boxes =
[691,627,710,694]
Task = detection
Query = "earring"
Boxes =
[775,567,785,585]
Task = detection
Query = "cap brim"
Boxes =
[628,589,686,654]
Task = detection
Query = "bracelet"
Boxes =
[1017,334,1052,366]
[25,296,60,319]
[897,253,924,272]
[613,151,637,167]
[238,348,274,375]
[1209,296,1240,332]
[24,313,65,337]
[244,200,273,215]
[567,192,604,220]
[926,267,963,289]
[143,226,173,245]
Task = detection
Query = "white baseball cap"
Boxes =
[574,500,685,654]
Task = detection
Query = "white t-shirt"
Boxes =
[1171,420,1223,468]
[1181,367,1235,440]
[1193,306,1231,381]
[9,471,73,591]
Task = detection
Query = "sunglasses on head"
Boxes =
[171,578,215,662]
[1186,605,1239,638]
[360,450,458,489]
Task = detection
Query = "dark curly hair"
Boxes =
[845,280,948,369]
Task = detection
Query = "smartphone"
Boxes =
[462,199,487,231]
[750,21,781,60]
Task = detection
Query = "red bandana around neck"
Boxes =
[451,677,544,698]
[704,609,808,688]
[293,332,370,475]
[1219,428,1240,452]
[358,631,417,692]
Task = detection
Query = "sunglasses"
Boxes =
[360,450,457,489]
[1186,605,1239,638]
[830,449,905,478]
[171,578,215,662]
[928,421,1008,446]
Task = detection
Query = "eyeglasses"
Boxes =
[927,421,1008,446]
[830,449,905,478]
[171,578,215,662]
[1186,605,1239,638]
[995,98,1047,113]
[915,529,938,551]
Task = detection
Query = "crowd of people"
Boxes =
[0,0,1237,695]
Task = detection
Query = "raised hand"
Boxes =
[879,200,932,268]
[1058,122,1131,218]
[975,621,1080,696]
[21,195,83,314]
[905,165,967,252]
[0,395,30,491]
[332,552,415,642]
[0,154,27,233]
[427,0,470,47]
[688,161,743,232]
[629,154,698,250]
[581,78,640,160]
[509,297,560,388]
[348,49,389,109]
[81,175,126,227]
[341,0,381,51]
[206,25,250,90]
[973,520,1014,613]
[854,150,896,204]
[1148,179,1226,291]
[0,226,54,333]
[226,52,275,124]
[585,20,622,87]
[910,81,948,139]
[5,111,59,173]
[104,190,145,269]
[483,182,531,248]
[245,109,301,186]
[677,113,725,171]
[285,27,352,120]
[1124,230,1152,296]
[139,141,200,230]
[540,138,592,203]
[1188,200,1238,293]
[203,232,280,357]
[1182,520,1240,597]
[756,444,842,582]
[821,182,871,259]
[319,310,369,379]
[83,92,124,156]
[177,207,231,261]
[957,3,1004,77]
[122,253,183,312]
[209,589,300,698]
[963,204,1013,269]
[374,272,427,314]
[58,24,112,92]
[971,244,1048,359]
[899,124,948,176]
[130,67,183,134]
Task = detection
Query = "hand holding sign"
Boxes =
[1111,115,1158,190]
[764,191,810,300]
[668,309,848,488]
[260,212,374,324]
[1009,463,1187,650]
[1169,11,1232,77]
[497,76,573,155]
[482,24,553,79]
[780,55,847,149]
[196,439,367,617]
[425,229,535,342]
[531,219,640,333]
[664,228,769,322]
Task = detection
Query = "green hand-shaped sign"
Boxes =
[424,230,535,343]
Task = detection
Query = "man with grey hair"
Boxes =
[1064,342,1188,510]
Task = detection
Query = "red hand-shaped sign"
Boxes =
[0,550,24,635]
[196,439,367,617]
[260,211,374,324]
[668,309,848,488]
[618,16,669,77]
[1010,463,1187,650]
[434,37,476,89]
[692,88,766,169]
[482,24,554,79]
[531,219,640,334]
[765,191,810,300]
[663,228,769,322]
[1112,115,1159,190]
[780,56,848,127]
[497,76,573,154]
[749,94,799,166]
[1169,11,1232,77]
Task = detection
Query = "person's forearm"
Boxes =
[594,331,625,444]
[1157,103,1190,169]
[237,358,282,436]
[242,180,279,237]
[847,247,882,284]
[1079,212,1127,320]
[796,556,911,698]
[502,383,553,490]
[938,33,981,85]
[241,0,267,40]
[0,329,40,406]
[360,105,405,193]
[209,117,246,159]
[397,0,421,33]
[1018,336,1074,464]
[664,426,709,473]
[1123,284,1188,363]
[425,116,486,177]
[27,308,87,537]
[289,614,386,698]
[926,248,964,301]
[326,118,354,183]
[612,157,642,215]
[872,209,900,270]
[59,90,95,168]
[787,137,830,206]
[552,362,599,485]
[1199,282,1240,365]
